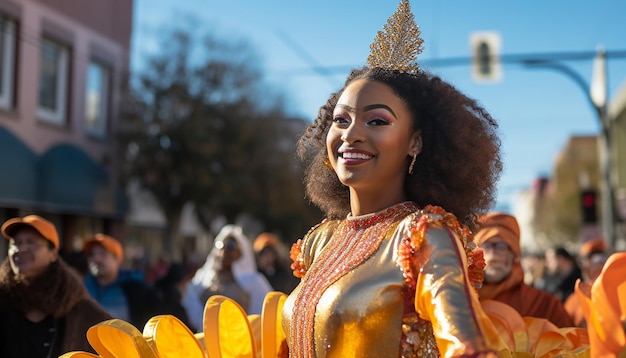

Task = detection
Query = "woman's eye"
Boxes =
[332,116,349,124]
[368,118,389,126]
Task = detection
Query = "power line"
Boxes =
[274,30,343,87]
[278,49,626,76]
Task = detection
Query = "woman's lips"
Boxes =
[339,150,374,165]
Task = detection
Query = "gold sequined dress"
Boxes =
[282,202,501,358]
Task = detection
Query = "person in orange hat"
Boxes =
[578,237,609,284]
[83,233,163,329]
[474,212,574,327]
[0,215,111,357]
[564,237,609,327]
[253,232,299,294]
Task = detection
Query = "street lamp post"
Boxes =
[522,48,617,248]
[590,49,617,249]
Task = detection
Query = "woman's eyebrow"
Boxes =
[335,103,397,118]
[335,103,354,112]
[364,104,396,117]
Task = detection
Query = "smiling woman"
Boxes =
[288,68,503,358]
[282,1,505,357]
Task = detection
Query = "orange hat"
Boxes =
[1,215,59,249]
[474,212,521,257]
[579,237,606,258]
[253,232,279,252]
[84,233,124,261]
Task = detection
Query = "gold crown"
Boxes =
[367,0,424,73]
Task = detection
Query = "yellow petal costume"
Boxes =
[60,291,288,358]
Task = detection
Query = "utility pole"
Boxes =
[590,48,616,249]
[522,48,617,248]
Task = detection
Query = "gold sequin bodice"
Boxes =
[282,203,499,358]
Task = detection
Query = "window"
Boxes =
[0,16,16,110]
[85,61,110,137]
[38,37,69,124]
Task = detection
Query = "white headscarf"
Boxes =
[191,224,257,286]
[182,224,272,332]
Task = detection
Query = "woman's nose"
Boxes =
[340,121,365,144]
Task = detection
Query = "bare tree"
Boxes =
[118,29,321,259]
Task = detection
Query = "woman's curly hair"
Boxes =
[297,67,503,229]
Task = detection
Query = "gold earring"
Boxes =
[323,158,332,169]
[408,153,417,174]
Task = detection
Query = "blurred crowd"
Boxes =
[475,212,610,329]
[0,214,298,356]
[0,212,617,356]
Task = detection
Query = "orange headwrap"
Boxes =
[253,232,280,253]
[474,212,521,258]
[579,237,606,258]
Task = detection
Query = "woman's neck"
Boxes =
[349,188,407,216]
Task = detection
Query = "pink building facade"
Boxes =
[0,0,133,255]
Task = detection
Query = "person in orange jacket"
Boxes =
[474,212,574,327]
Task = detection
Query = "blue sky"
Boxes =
[132,0,626,211]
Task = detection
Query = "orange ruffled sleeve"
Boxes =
[398,205,504,357]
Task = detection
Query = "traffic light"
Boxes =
[470,32,502,82]
[581,190,598,223]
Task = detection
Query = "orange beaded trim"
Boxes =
[290,202,418,358]
[290,239,305,279]
[397,205,485,293]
